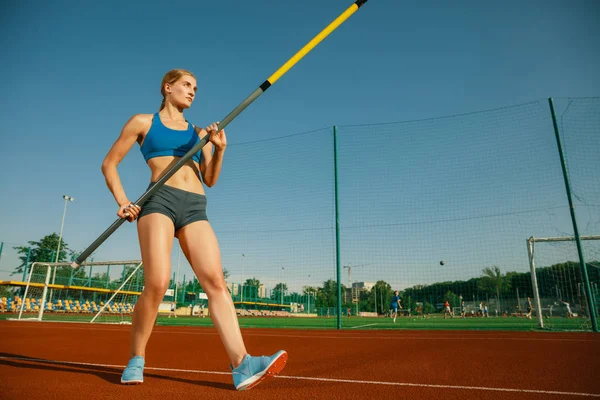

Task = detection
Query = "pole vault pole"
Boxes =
[73,0,369,267]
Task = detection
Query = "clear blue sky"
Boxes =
[1,0,599,292]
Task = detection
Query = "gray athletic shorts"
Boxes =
[138,183,208,232]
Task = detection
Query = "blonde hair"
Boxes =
[160,69,196,111]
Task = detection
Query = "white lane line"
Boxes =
[350,323,378,329]
[277,375,600,397]
[1,355,598,397]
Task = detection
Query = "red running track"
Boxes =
[1,321,599,399]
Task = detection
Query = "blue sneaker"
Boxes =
[231,350,288,391]
[121,356,144,384]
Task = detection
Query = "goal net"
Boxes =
[12,260,144,324]
[527,235,600,331]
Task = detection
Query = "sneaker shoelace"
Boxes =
[126,362,143,372]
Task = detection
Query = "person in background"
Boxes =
[390,291,402,323]
[525,297,533,320]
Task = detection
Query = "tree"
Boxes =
[303,286,318,297]
[245,277,261,286]
[272,282,288,303]
[184,278,197,293]
[478,266,511,311]
[12,233,71,276]
[423,302,436,314]
[368,280,392,314]
[302,286,318,313]
[243,277,261,299]
[0,285,15,298]
[316,279,338,308]
[402,295,417,314]
[443,290,461,309]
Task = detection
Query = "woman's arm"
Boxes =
[101,114,149,220]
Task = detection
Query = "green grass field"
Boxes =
[1,313,590,331]
[153,315,590,331]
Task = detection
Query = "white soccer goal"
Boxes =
[527,235,599,331]
[11,260,143,324]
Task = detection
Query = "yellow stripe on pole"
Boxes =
[267,3,359,85]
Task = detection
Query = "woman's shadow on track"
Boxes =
[0,352,232,390]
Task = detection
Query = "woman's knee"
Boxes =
[143,280,170,300]
[203,275,227,295]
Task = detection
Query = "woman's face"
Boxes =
[166,75,197,109]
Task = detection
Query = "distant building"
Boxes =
[258,284,266,298]
[353,282,375,292]
[226,283,239,296]
[348,282,376,301]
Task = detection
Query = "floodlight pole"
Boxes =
[50,195,74,302]
[241,254,245,304]
[280,267,285,305]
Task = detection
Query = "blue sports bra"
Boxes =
[140,112,203,164]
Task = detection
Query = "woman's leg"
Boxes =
[177,221,247,368]
[130,213,174,358]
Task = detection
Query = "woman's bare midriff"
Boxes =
[147,156,205,195]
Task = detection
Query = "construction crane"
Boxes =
[342,264,370,303]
